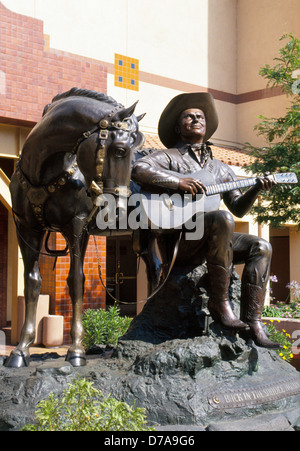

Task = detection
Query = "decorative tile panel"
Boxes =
[114,54,139,91]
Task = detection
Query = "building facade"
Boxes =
[0,0,299,344]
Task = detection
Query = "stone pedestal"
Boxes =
[113,332,300,428]
[122,263,241,343]
[1,330,299,431]
[1,265,299,431]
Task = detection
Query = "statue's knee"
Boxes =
[213,210,235,233]
[250,238,272,260]
[259,239,272,259]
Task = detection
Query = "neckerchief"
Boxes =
[190,142,213,167]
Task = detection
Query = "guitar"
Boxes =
[140,170,298,229]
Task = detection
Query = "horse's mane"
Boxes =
[51,87,122,106]
[42,87,124,117]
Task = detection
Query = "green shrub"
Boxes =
[22,378,153,431]
[82,306,131,349]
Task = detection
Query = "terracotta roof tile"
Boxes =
[143,134,255,167]
[210,146,255,167]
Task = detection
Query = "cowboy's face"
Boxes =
[176,108,207,144]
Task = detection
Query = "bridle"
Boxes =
[75,110,135,198]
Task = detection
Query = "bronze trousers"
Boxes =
[175,210,272,292]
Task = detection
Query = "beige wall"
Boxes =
[2,0,210,84]
[207,0,237,94]
[237,0,300,93]
[2,0,237,141]
[2,0,299,147]
[237,0,300,146]
[237,95,291,146]
[0,124,31,158]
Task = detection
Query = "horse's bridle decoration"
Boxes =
[77,106,135,197]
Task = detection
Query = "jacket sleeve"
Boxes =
[131,150,181,191]
[222,164,261,218]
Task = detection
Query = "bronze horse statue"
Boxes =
[5,88,145,368]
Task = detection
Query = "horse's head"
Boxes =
[102,102,146,194]
[77,101,144,185]
[76,101,145,222]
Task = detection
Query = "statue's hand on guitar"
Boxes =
[256,173,278,192]
[178,177,207,196]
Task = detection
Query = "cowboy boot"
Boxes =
[207,264,249,331]
[240,283,282,349]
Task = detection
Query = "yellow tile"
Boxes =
[114,54,139,91]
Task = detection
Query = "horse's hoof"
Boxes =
[66,350,87,367]
[5,352,30,368]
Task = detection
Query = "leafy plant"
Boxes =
[22,378,153,431]
[245,34,300,228]
[82,306,131,349]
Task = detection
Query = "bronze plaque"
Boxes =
[208,377,300,409]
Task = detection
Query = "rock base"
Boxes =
[1,326,300,431]
[1,265,299,431]
[122,264,241,343]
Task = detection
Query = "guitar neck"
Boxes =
[205,177,258,196]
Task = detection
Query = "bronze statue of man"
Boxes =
[132,92,281,348]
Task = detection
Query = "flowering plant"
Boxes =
[286,280,300,301]
[263,301,300,319]
[268,275,279,302]
[266,322,294,362]
[263,277,300,319]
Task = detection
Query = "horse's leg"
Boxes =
[63,218,89,367]
[5,226,45,368]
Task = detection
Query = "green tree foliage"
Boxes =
[245,34,300,228]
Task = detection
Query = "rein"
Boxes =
[93,233,182,305]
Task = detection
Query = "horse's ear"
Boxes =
[42,103,51,116]
[136,113,146,122]
[113,101,139,121]
[132,131,145,151]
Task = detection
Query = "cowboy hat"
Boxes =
[158,92,219,148]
